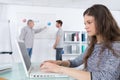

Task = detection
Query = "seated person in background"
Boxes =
[19,19,47,58]
[40,4,120,80]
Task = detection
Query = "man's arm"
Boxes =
[34,27,47,33]
[53,36,60,49]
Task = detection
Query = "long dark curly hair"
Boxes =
[83,4,120,68]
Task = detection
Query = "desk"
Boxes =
[0,63,75,80]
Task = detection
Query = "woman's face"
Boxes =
[84,15,96,36]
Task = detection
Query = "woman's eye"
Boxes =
[88,22,92,24]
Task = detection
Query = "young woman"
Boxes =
[40,4,120,80]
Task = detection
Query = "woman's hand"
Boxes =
[45,60,63,66]
[44,60,59,64]
[40,62,62,73]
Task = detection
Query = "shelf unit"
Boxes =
[63,31,88,56]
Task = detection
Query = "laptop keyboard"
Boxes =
[33,74,56,78]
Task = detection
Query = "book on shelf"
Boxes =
[81,32,87,42]
[81,44,87,54]
[64,33,72,41]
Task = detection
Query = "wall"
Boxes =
[0,4,120,63]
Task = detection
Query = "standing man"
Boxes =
[19,19,46,58]
[53,20,64,61]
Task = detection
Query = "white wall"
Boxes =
[0,4,120,63]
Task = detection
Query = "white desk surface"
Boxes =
[0,63,75,80]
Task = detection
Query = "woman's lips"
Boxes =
[87,31,91,33]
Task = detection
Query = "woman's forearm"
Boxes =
[59,67,91,80]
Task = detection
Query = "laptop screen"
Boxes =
[18,41,31,71]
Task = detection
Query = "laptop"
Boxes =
[17,40,68,78]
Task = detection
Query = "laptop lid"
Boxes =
[17,40,31,77]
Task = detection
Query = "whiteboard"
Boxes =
[0,20,12,52]
[16,13,57,39]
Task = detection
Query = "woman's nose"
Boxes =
[85,25,88,29]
